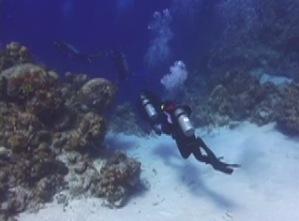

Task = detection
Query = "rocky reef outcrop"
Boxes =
[207,0,299,80]
[56,151,142,209]
[93,152,141,208]
[275,84,299,135]
[109,102,148,136]
[189,71,299,136]
[0,43,142,220]
[0,42,32,73]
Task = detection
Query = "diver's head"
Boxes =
[161,101,176,113]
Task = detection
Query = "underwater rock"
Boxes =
[0,42,32,72]
[0,146,12,159]
[60,152,101,198]
[191,72,286,128]
[188,70,299,136]
[32,175,65,204]
[0,147,68,219]
[208,84,234,117]
[64,72,89,90]
[0,43,141,220]
[94,152,141,208]
[1,186,29,214]
[109,102,148,136]
[68,165,100,197]
[53,112,106,151]
[26,87,65,126]
[78,78,117,113]
[66,151,82,165]
[275,84,299,135]
[29,156,68,182]
[0,63,57,103]
[191,72,264,126]
[74,161,88,174]
[0,104,44,153]
[249,83,281,125]
[206,0,299,80]
[0,103,43,152]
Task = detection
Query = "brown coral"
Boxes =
[0,63,57,103]
[0,42,32,72]
[53,112,106,151]
[0,43,135,221]
[78,78,117,113]
[275,84,299,134]
[95,152,141,208]
[189,70,299,136]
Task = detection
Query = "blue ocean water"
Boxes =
[1,1,299,220]
[0,0,222,100]
[0,0,171,84]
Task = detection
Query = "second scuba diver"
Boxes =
[139,90,240,175]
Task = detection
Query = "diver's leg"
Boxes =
[175,138,192,159]
[190,141,207,162]
[191,137,235,174]
[189,136,218,163]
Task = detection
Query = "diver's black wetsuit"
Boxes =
[139,91,238,174]
[109,50,131,81]
[161,106,235,174]
[53,41,102,63]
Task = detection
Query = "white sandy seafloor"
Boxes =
[19,122,299,221]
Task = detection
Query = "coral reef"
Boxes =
[78,78,117,114]
[94,152,141,208]
[59,151,141,209]
[0,143,68,217]
[185,0,299,134]
[0,42,32,72]
[109,102,147,136]
[275,84,299,135]
[205,0,299,80]
[53,112,106,151]
[188,71,299,136]
[0,43,142,220]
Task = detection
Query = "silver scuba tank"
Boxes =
[140,94,158,121]
[174,107,195,137]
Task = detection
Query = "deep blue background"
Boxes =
[0,0,222,100]
[0,0,170,74]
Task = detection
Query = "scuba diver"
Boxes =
[53,41,102,63]
[54,42,132,82]
[108,50,132,82]
[139,91,240,174]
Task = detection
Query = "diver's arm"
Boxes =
[152,123,162,135]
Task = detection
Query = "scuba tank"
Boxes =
[140,93,159,121]
[173,107,195,137]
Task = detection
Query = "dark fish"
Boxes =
[110,50,132,81]
[54,42,132,82]
[53,41,102,63]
